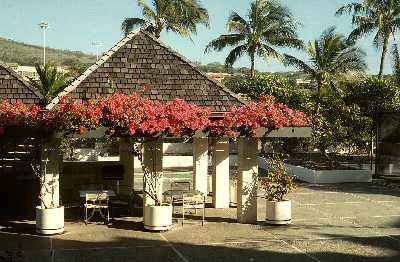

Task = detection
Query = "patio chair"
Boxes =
[84,192,110,224]
[168,181,205,225]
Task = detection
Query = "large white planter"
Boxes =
[143,204,172,231]
[36,206,64,235]
[286,164,372,184]
[265,200,291,225]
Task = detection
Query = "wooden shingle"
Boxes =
[47,29,245,112]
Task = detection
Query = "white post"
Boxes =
[142,138,163,207]
[40,135,61,208]
[237,137,259,224]
[119,137,135,195]
[193,137,208,194]
[39,22,48,66]
[212,138,230,208]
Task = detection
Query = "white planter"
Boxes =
[286,164,372,184]
[266,200,291,225]
[36,206,64,235]
[143,204,172,231]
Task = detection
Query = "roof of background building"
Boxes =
[47,29,245,112]
[0,63,42,105]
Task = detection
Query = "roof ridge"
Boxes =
[0,63,43,100]
[139,30,247,107]
[46,29,142,110]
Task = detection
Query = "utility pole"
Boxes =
[39,22,49,66]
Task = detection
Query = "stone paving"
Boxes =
[1,182,399,262]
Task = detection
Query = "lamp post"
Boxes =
[39,22,49,66]
[92,42,102,60]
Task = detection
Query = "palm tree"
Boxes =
[121,0,209,38]
[284,27,367,110]
[336,0,400,79]
[29,64,72,106]
[205,0,303,77]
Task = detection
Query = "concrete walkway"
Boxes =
[1,182,399,262]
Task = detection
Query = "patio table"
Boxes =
[163,189,206,226]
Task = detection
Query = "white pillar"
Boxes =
[193,137,208,194]
[142,138,163,207]
[237,137,259,224]
[212,138,230,208]
[119,137,135,195]
[40,134,61,208]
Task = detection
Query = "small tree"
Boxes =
[29,64,72,106]
[261,154,294,201]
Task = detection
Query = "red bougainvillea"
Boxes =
[0,93,309,137]
[210,96,310,137]
[0,100,43,127]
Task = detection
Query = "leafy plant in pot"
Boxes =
[132,138,172,231]
[261,155,295,225]
[31,136,64,235]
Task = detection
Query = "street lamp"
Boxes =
[39,21,49,66]
[92,42,102,60]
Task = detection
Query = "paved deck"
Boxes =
[1,182,399,262]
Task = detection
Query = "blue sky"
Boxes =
[0,0,393,73]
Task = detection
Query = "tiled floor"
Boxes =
[1,182,399,261]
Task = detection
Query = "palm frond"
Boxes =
[205,34,245,53]
[225,45,247,67]
[121,18,147,36]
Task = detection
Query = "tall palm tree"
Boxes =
[284,27,367,111]
[336,0,400,79]
[121,0,209,38]
[205,0,303,77]
[29,64,72,106]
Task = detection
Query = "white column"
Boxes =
[119,137,135,195]
[142,138,163,207]
[212,138,230,208]
[237,137,259,224]
[40,134,61,208]
[193,137,208,194]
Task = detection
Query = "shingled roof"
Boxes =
[0,63,41,105]
[46,29,245,112]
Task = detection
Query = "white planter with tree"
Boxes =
[32,135,64,235]
[135,138,172,231]
[261,155,295,225]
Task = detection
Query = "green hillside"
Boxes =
[0,37,96,67]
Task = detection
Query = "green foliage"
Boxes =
[0,37,95,66]
[311,90,373,155]
[344,77,400,115]
[29,64,73,106]
[261,155,295,201]
[223,74,309,109]
[205,0,302,76]
[122,0,209,38]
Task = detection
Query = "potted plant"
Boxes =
[32,136,64,235]
[261,155,295,225]
[134,140,172,231]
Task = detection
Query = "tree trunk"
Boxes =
[315,81,322,114]
[378,36,389,80]
[250,52,255,77]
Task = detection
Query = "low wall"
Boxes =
[286,164,372,183]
